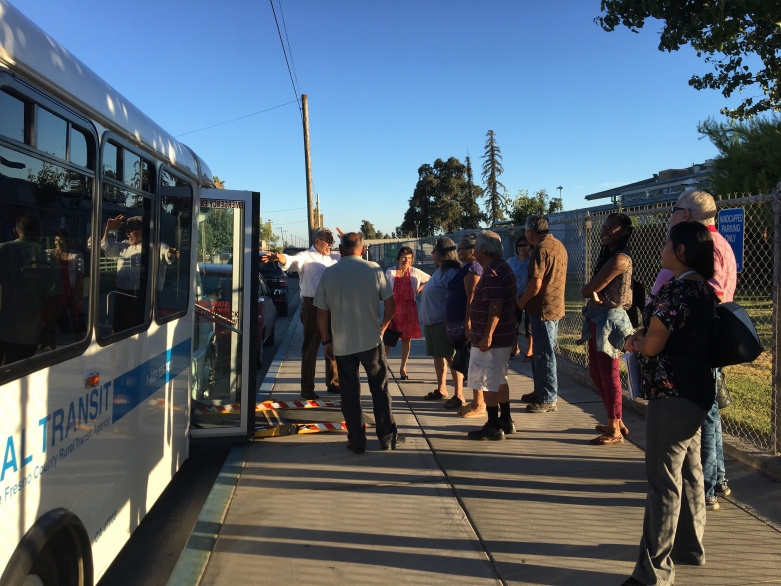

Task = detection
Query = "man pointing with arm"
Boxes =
[263,227,341,399]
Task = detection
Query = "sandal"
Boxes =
[443,396,465,409]
[423,390,447,400]
[595,424,629,436]
[457,404,487,418]
[522,355,532,362]
[590,434,624,445]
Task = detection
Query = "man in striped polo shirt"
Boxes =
[466,230,518,441]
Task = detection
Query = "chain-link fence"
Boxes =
[369,191,780,455]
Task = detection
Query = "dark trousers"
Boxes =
[633,398,708,586]
[335,344,397,448]
[300,297,339,393]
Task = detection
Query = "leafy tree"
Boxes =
[259,219,279,249]
[596,1,781,119]
[213,176,225,189]
[507,188,564,226]
[463,156,487,228]
[698,116,781,195]
[481,130,506,221]
[203,209,233,254]
[398,157,486,236]
[360,220,378,240]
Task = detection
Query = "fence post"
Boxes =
[584,212,592,282]
[774,184,781,454]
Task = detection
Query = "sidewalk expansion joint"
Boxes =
[391,373,509,586]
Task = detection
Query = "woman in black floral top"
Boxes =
[621,222,717,586]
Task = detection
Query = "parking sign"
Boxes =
[718,208,745,273]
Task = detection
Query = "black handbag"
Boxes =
[710,302,763,367]
[715,370,732,409]
[382,328,402,347]
[451,338,471,376]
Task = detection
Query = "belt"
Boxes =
[303,296,314,300]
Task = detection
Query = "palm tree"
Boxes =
[213,176,225,189]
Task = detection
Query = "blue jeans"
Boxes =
[528,315,559,403]
[701,398,726,498]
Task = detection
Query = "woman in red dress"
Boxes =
[384,246,430,379]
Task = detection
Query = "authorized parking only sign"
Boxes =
[718,208,745,273]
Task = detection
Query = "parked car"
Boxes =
[282,247,307,278]
[197,263,277,373]
[259,252,289,316]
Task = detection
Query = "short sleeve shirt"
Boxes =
[444,261,483,340]
[526,234,568,321]
[637,279,717,412]
[469,258,517,348]
[313,256,393,356]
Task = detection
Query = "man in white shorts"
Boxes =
[467,231,518,441]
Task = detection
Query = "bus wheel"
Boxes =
[0,509,92,586]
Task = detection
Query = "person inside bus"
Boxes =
[47,228,85,338]
[100,214,178,333]
[0,215,62,365]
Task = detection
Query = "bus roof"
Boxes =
[0,0,211,183]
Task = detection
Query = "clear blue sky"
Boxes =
[16,0,744,240]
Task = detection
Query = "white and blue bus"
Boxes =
[0,2,261,584]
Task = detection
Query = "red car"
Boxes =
[197,263,277,371]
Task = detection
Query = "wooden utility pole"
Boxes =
[302,94,315,246]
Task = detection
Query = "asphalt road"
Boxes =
[96,280,301,586]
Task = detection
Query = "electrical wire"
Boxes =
[269,0,301,115]
[278,0,301,98]
[174,100,298,137]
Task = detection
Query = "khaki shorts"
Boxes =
[467,345,512,392]
[424,322,455,359]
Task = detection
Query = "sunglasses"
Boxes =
[671,206,688,213]
[317,236,334,244]
[516,243,530,248]
[457,246,473,251]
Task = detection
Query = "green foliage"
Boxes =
[481,130,506,221]
[596,1,781,119]
[201,209,233,256]
[507,188,564,226]
[259,219,278,249]
[360,220,378,240]
[698,116,781,194]
[398,157,486,237]
[27,162,65,207]
[213,176,225,189]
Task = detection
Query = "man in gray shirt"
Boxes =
[314,232,403,453]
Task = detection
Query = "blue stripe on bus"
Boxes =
[112,338,191,424]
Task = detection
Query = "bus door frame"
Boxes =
[191,189,259,439]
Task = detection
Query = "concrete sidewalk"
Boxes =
[188,320,781,586]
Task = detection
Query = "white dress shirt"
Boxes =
[279,246,341,297]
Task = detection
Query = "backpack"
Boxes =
[710,302,763,367]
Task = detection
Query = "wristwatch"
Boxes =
[322,339,332,346]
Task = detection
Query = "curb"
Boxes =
[257,295,302,401]
[555,356,781,485]
[165,442,250,586]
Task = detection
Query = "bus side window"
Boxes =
[156,169,193,323]
[0,89,95,376]
[96,140,155,341]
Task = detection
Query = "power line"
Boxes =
[278,0,301,97]
[269,0,301,114]
[174,100,298,137]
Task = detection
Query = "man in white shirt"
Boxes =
[263,227,341,399]
[101,214,178,332]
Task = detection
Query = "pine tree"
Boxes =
[462,155,486,228]
[481,130,506,222]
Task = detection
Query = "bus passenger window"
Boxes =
[69,126,89,168]
[0,91,25,143]
[103,142,118,178]
[156,169,192,322]
[96,184,153,338]
[0,140,94,370]
[123,150,141,189]
[36,107,67,160]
